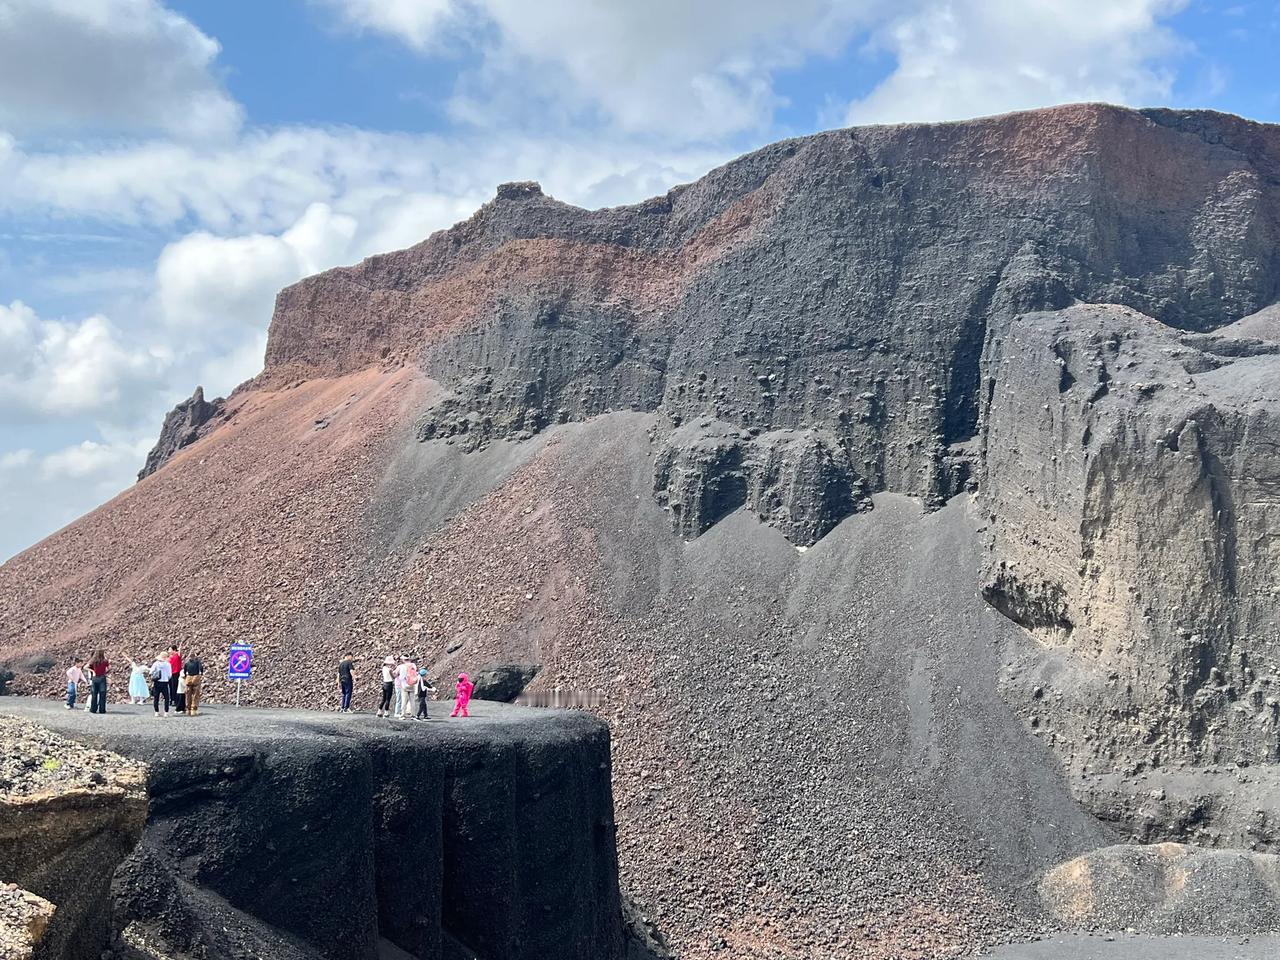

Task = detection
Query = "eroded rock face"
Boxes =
[253,105,1280,546]
[0,717,147,960]
[2,702,624,960]
[652,418,865,544]
[980,304,1280,775]
[137,386,226,480]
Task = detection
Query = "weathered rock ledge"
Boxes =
[0,699,625,960]
[0,716,148,960]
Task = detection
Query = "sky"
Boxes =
[0,0,1277,562]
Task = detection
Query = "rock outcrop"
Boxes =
[258,105,1280,546]
[1,700,624,960]
[0,717,147,960]
[652,418,865,544]
[137,386,226,480]
[981,305,1280,780]
[1040,842,1280,935]
[8,103,1280,959]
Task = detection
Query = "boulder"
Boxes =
[1040,842,1280,935]
[470,664,541,702]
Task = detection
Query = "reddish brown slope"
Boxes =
[0,368,430,704]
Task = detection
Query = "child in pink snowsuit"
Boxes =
[451,672,474,717]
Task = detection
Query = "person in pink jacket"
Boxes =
[451,672,474,717]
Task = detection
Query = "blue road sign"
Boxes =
[228,644,253,680]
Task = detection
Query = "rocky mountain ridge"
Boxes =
[4,102,1280,959]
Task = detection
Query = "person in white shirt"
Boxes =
[378,656,395,717]
[150,653,173,716]
[65,659,85,709]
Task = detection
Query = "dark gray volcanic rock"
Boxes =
[137,386,226,480]
[0,699,624,960]
[980,305,1280,776]
[265,104,1280,544]
[469,663,540,702]
[652,418,865,544]
[15,103,1280,958]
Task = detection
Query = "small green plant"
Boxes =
[41,758,61,772]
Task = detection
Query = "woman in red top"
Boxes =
[167,647,184,714]
[86,649,110,714]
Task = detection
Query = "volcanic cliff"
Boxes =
[3,103,1280,959]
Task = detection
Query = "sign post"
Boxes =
[228,644,253,706]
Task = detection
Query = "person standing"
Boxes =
[86,651,110,714]
[128,658,150,704]
[415,667,436,722]
[337,654,355,713]
[450,672,474,718]
[184,653,204,716]
[65,658,85,709]
[150,652,172,717]
[392,656,407,718]
[167,646,184,714]
[378,656,395,718]
[397,657,419,719]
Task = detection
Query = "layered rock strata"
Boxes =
[255,105,1280,545]
[0,716,148,960]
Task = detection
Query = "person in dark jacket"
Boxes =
[183,653,205,716]
[415,667,436,721]
[337,654,355,713]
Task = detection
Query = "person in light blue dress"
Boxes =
[128,659,150,704]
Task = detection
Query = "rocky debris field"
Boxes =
[0,714,143,799]
[986,932,1280,959]
[0,884,54,960]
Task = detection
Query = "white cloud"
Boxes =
[0,435,151,561]
[0,126,727,234]
[318,0,880,139]
[845,0,1188,125]
[0,448,33,470]
[0,0,241,140]
[316,0,456,48]
[0,300,170,423]
[39,438,144,481]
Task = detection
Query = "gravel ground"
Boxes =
[0,884,54,959]
[0,714,143,799]
[354,414,1112,959]
[984,932,1280,959]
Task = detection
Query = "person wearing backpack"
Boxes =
[397,657,419,720]
[415,667,436,721]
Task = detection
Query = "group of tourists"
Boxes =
[338,653,474,720]
[65,646,204,717]
[63,646,476,721]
